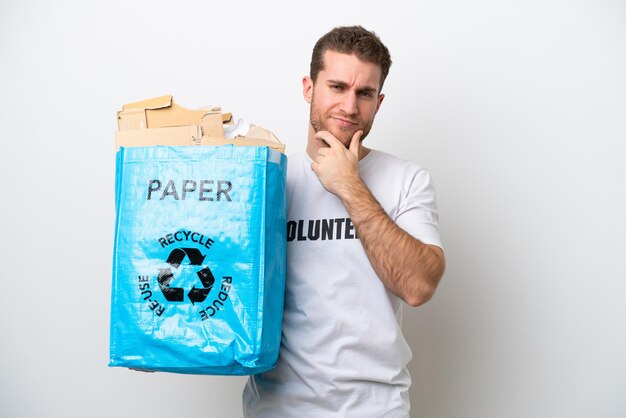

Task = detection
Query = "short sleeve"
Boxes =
[394,168,443,250]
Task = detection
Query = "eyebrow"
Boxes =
[326,79,378,95]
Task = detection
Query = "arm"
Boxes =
[311,130,445,307]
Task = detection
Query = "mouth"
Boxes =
[330,116,358,128]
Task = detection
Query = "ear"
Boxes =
[376,93,385,112]
[302,76,313,104]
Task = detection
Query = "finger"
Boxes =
[315,131,342,149]
[349,130,364,157]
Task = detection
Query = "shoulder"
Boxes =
[362,149,431,182]
[286,151,308,166]
[286,152,313,188]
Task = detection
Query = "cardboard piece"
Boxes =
[116,95,285,152]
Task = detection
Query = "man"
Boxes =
[243,25,445,417]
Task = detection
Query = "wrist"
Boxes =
[336,176,366,202]
[339,180,384,222]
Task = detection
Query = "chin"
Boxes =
[330,128,356,147]
[312,119,363,146]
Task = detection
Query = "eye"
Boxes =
[359,90,374,98]
[330,84,344,91]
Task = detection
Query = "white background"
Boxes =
[1,0,625,417]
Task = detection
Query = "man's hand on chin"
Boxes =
[310,130,364,197]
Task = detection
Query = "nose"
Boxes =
[339,92,358,115]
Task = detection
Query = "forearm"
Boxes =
[309,130,444,305]
[338,180,445,307]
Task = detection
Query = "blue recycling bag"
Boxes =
[109,145,287,375]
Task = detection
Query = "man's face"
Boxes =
[304,50,385,147]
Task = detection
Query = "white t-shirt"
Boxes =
[243,150,442,418]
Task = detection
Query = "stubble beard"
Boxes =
[309,100,373,147]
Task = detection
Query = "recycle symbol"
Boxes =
[157,248,215,304]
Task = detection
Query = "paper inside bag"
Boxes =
[115,95,284,153]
